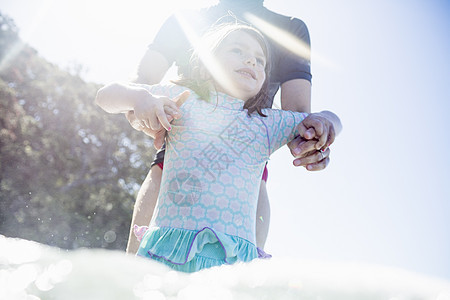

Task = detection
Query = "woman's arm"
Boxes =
[281,79,342,171]
[280,79,311,113]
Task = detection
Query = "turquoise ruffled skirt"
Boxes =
[136,226,259,273]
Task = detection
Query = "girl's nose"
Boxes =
[245,56,256,66]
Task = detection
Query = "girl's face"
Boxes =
[213,30,267,101]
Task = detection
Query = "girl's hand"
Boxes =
[297,112,336,150]
[133,90,190,131]
[287,112,336,171]
[126,90,190,149]
[125,111,167,149]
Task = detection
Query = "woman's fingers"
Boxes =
[293,147,331,168]
[305,157,330,171]
[288,137,317,157]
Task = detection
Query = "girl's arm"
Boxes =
[95,83,188,132]
[266,110,341,156]
[265,110,309,155]
[95,82,152,114]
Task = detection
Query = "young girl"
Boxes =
[96,23,337,272]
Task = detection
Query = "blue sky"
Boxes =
[266,0,450,279]
[2,0,450,279]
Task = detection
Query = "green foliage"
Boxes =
[0,12,155,250]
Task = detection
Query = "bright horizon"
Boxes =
[2,0,450,280]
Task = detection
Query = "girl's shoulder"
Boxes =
[138,83,198,104]
[145,83,188,97]
[259,108,309,121]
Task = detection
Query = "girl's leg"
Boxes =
[126,165,162,254]
[255,179,270,250]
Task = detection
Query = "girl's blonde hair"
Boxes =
[174,22,271,117]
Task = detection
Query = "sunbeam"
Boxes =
[244,13,335,69]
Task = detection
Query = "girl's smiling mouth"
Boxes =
[236,68,256,80]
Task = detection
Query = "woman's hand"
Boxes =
[288,137,331,171]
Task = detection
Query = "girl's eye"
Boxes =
[231,48,242,55]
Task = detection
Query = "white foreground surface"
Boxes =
[1,235,449,300]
